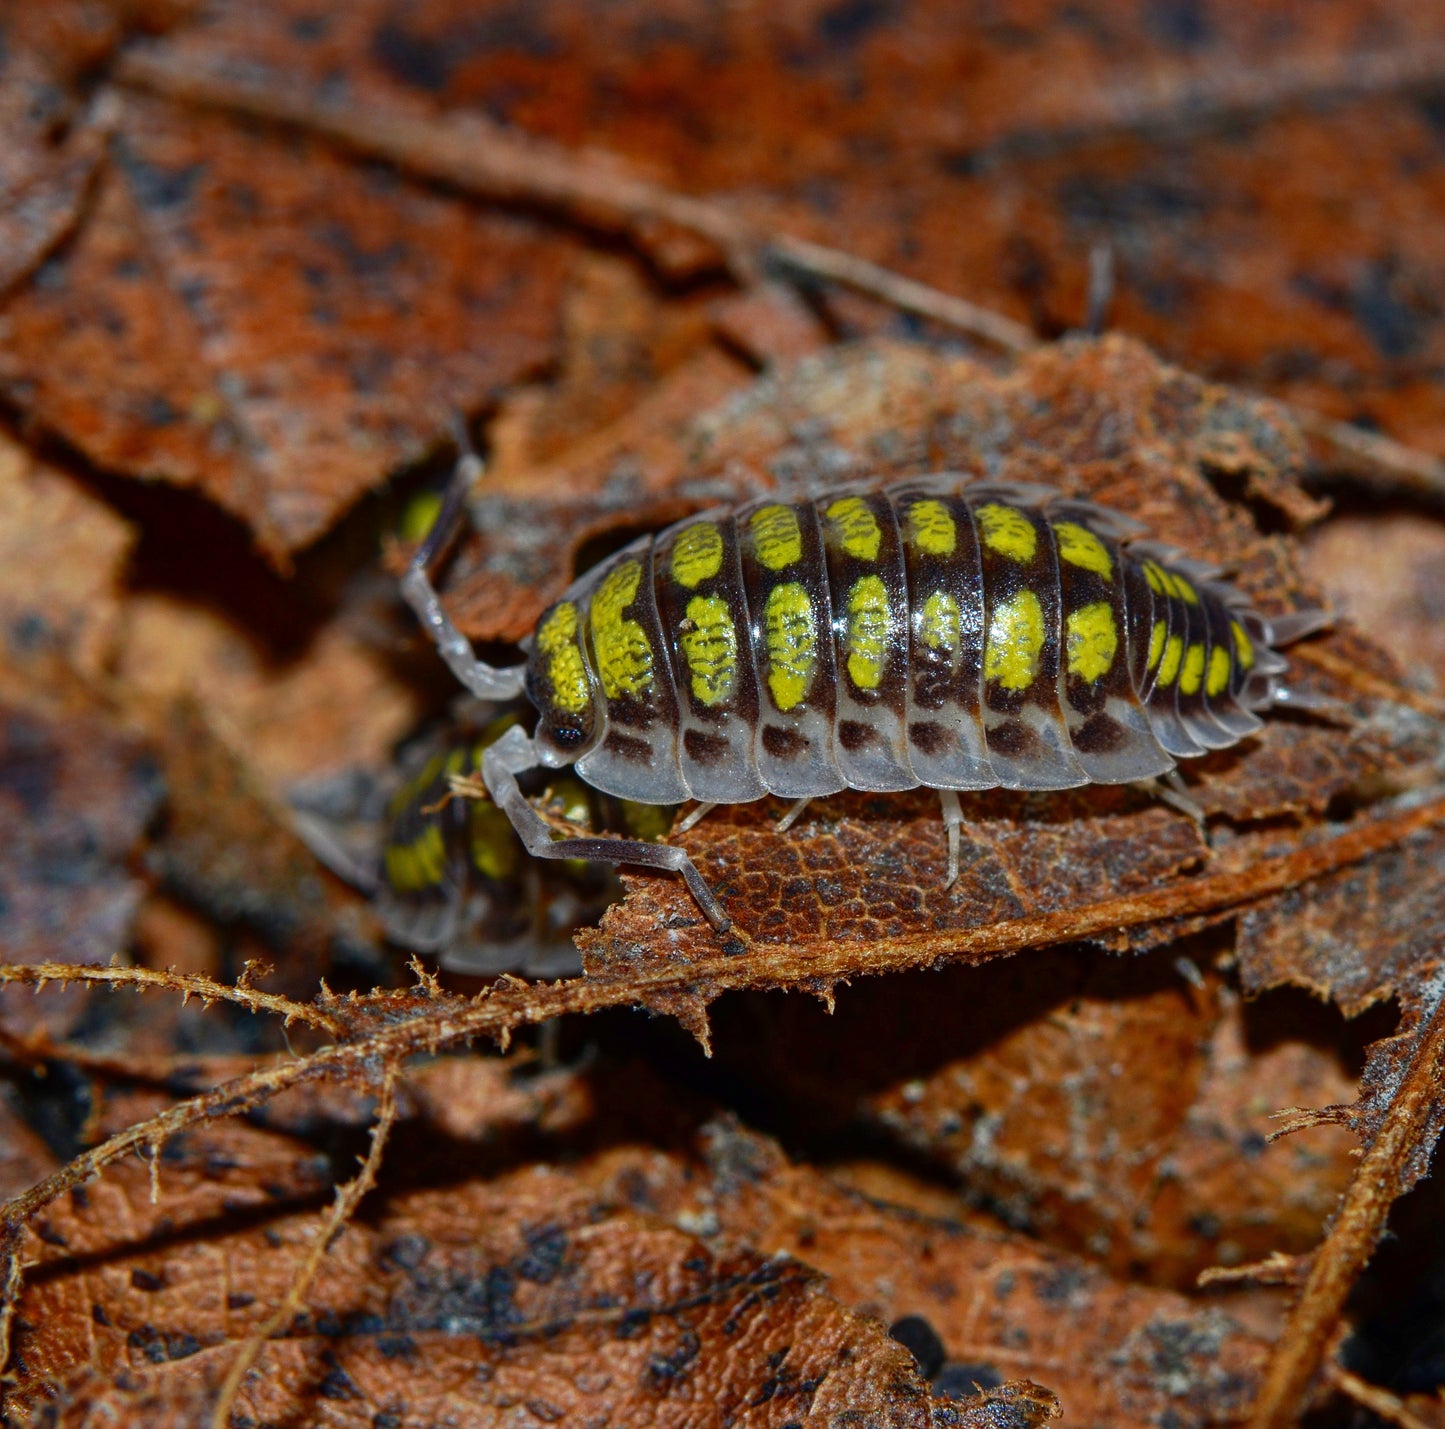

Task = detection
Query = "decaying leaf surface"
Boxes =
[0,87,572,558]
[7,1065,1057,1429]
[0,434,136,683]
[5,1048,1278,1429]
[0,3,120,298]
[1304,512,1445,696]
[98,0,1445,456]
[707,943,1364,1289]
[0,691,162,984]
[140,698,376,998]
[3,7,1445,1427]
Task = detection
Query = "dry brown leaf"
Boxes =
[0,89,572,558]
[8,1073,1037,1429]
[708,943,1363,1290]
[0,688,162,993]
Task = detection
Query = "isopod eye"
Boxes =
[548,723,587,752]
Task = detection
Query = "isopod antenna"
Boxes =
[400,422,527,702]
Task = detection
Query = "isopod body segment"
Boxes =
[526,477,1280,803]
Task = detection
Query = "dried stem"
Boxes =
[1327,1366,1438,1429]
[209,1066,401,1429]
[0,1024,238,1086]
[0,962,346,1037]
[765,236,1036,353]
[115,49,754,276]
[1292,404,1445,506]
[1247,978,1445,1429]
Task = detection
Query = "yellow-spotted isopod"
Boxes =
[404,451,1327,938]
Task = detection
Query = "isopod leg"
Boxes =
[938,788,964,887]
[1151,770,1206,825]
[400,427,527,702]
[675,801,718,834]
[774,797,812,833]
[482,727,733,935]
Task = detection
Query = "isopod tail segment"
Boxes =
[401,427,735,937]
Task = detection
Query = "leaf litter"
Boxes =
[4,326,1444,1425]
[3,7,1445,1428]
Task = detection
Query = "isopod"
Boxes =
[404,447,1325,936]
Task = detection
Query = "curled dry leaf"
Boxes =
[0,4,124,297]
[141,698,376,998]
[0,690,163,1023]
[7,1044,1287,1429]
[108,0,1445,459]
[0,434,136,686]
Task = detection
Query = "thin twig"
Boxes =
[0,962,346,1037]
[209,1066,401,1429]
[1247,977,1445,1429]
[114,48,754,277]
[0,1024,250,1086]
[765,236,1036,353]
[1292,405,1445,505]
[1328,1366,1438,1429]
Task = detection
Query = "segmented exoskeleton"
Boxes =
[375,715,672,974]
[405,447,1325,936]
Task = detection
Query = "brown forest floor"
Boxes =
[2,4,1445,1427]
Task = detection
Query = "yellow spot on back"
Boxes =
[763,582,816,711]
[920,590,961,654]
[679,594,737,707]
[410,821,445,887]
[827,496,882,561]
[845,575,890,690]
[1231,620,1255,669]
[383,841,416,892]
[590,560,654,700]
[400,491,443,545]
[469,800,518,881]
[537,602,590,714]
[976,504,1037,563]
[1158,633,1184,686]
[1171,573,1199,604]
[1148,619,1166,670]
[751,504,803,571]
[1144,560,1168,595]
[1207,645,1231,698]
[1180,643,1206,695]
[909,500,956,557]
[985,589,1045,691]
[1066,601,1118,682]
[671,523,724,588]
[1054,521,1113,580]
